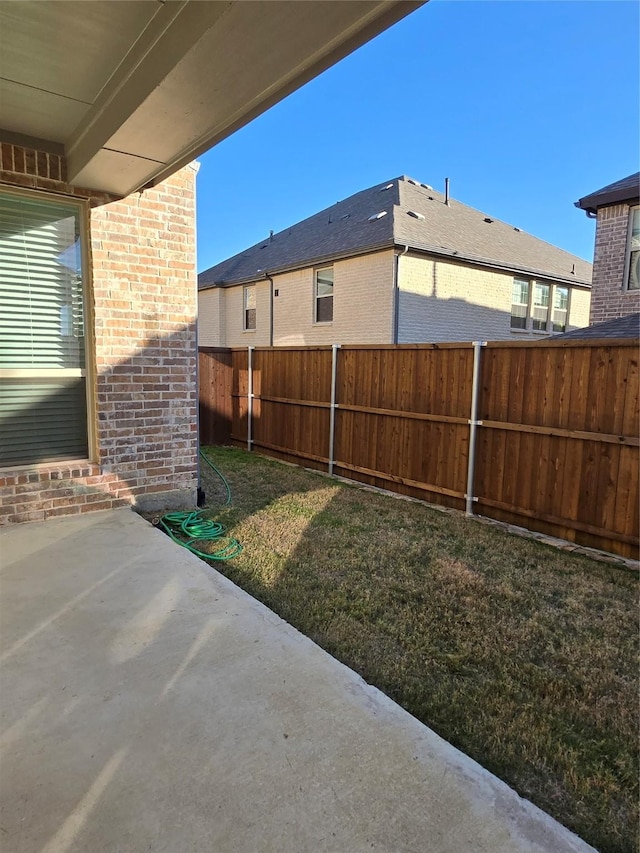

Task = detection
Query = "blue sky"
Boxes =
[196,0,639,273]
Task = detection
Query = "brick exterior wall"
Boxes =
[398,255,511,342]
[198,249,590,347]
[198,286,226,347]
[589,203,640,324]
[397,254,589,343]
[198,250,395,347]
[0,142,198,524]
[226,279,272,346]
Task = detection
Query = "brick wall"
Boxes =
[198,286,226,347]
[590,203,640,324]
[0,141,199,523]
[0,141,116,207]
[199,250,395,348]
[225,279,272,346]
[273,251,394,345]
[397,254,590,343]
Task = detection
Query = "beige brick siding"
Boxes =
[398,255,511,342]
[203,250,395,347]
[0,142,198,523]
[568,287,591,329]
[198,287,226,346]
[224,280,272,347]
[199,248,590,348]
[590,204,640,323]
[397,254,590,342]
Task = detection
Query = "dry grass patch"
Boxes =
[197,447,638,853]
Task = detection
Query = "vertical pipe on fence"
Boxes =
[465,341,485,516]
[328,344,340,474]
[247,346,254,452]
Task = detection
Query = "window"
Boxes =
[626,207,640,290]
[243,286,256,330]
[531,282,550,331]
[552,286,569,332]
[0,189,88,467]
[511,277,571,334]
[510,278,529,329]
[315,267,333,323]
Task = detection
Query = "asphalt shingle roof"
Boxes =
[554,313,640,340]
[199,176,592,288]
[575,172,640,213]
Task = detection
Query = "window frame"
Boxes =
[510,276,573,335]
[551,284,570,334]
[314,266,334,324]
[531,281,551,332]
[510,277,531,331]
[623,205,640,292]
[0,184,95,468]
[243,285,256,331]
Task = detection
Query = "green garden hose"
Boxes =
[158,450,242,561]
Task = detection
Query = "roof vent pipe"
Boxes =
[444,178,450,206]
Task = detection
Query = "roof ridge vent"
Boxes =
[407,210,425,220]
[420,183,433,190]
[483,217,494,224]
[380,183,394,191]
[368,210,388,221]
[407,178,418,186]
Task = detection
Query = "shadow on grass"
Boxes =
[198,445,638,853]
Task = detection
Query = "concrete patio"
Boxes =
[0,508,595,853]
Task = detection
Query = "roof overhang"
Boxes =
[0,0,422,196]
[198,241,396,289]
[575,176,640,215]
[198,239,592,291]
[398,242,592,288]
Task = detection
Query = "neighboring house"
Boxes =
[198,176,592,346]
[554,312,639,340]
[0,1,415,524]
[575,172,640,324]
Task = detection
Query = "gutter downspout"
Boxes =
[265,272,274,346]
[393,244,409,344]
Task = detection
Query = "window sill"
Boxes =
[313,321,333,326]
[242,329,256,334]
[0,459,99,480]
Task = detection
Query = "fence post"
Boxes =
[328,344,340,474]
[247,346,254,452]
[465,341,485,516]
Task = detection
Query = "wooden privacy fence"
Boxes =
[198,340,640,559]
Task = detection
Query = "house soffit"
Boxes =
[0,0,422,196]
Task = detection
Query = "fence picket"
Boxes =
[199,340,639,559]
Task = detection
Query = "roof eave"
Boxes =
[575,186,640,213]
[198,239,396,289]
[396,242,592,288]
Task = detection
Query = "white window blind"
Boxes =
[0,191,88,466]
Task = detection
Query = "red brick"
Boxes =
[0,170,36,187]
[36,151,48,177]
[1,143,14,171]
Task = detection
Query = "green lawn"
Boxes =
[192,446,638,853]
